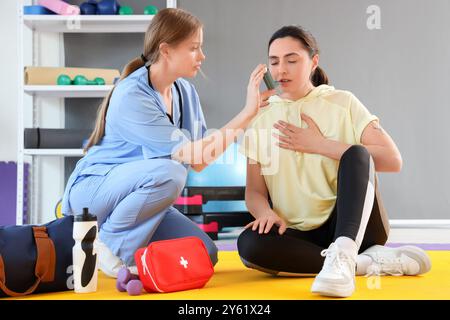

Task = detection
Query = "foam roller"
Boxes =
[24,128,92,149]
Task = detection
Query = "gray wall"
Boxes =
[65,0,450,219]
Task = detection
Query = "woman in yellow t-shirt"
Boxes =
[238,25,431,298]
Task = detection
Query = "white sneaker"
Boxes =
[96,239,125,278]
[360,245,431,276]
[128,266,139,276]
[311,243,357,298]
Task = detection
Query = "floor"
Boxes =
[6,250,450,300]
[3,227,450,300]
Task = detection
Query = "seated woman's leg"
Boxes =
[311,145,376,297]
[329,145,430,276]
[237,224,333,276]
[358,192,389,253]
[332,145,377,248]
[313,145,430,298]
[318,144,387,255]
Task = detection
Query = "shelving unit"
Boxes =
[17,0,177,225]
[24,85,114,98]
[24,149,85,157]
[23,15,155,33]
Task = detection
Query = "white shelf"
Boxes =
[24,85,113,97]
[23,15,154,33]
[24,149,85,157]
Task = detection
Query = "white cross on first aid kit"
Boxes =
[180,256,188,268]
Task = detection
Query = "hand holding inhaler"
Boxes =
[260,70,279,108]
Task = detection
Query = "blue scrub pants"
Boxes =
[67,159,218,266]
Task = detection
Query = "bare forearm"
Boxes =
[245,190,273,219]
[318,138,402,172]
[364,144,402,172]
[317,138,352,161]
[173,110,253,171]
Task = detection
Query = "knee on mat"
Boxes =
[236,229,279,275]
[236,228,263,267]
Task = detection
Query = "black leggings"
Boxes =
[237,145,389,275]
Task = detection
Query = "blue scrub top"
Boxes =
[62,66,207,215]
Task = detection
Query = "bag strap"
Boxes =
[0,226,56,297]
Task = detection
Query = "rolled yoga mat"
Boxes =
[24,66,120,85]
[24,128,92,149]
[0,162,29,226]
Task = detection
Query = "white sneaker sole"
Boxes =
[311,278,355,298]
[365,245,432,275]
[396,245,432,274]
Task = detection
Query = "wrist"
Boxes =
[252,207,274,219]
[239,108,256,122]
[315,136,329,155]
[262,208,276,217]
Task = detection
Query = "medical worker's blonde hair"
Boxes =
[84,8,203,153]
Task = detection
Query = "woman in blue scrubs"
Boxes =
[62,8,272,277]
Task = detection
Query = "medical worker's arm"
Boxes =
[172,64,272,172]
[243,160,287,235]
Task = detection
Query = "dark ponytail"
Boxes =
[311,66,329,86]
[83,56,144,153]
[268,25,329,86]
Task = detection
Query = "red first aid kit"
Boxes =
[135,236,214,293]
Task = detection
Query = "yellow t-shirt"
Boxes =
[239,85,378,231]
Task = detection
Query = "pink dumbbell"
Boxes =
[116,267,143,296]
[38,0,80,15]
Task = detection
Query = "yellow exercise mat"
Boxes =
[24,66,120,85]
[4,251,450,300]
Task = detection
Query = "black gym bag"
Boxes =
[0,216,74,298]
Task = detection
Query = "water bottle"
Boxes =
[73,207,98,293]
